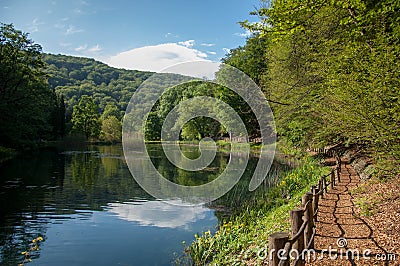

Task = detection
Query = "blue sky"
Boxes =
[1,0,261,71]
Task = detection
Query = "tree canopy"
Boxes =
[144,80,262,141]
[71,95,101,139]
[43,53,152,122]
[0,23,63,148]
[237,0,400,174]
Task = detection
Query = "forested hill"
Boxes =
[43,54,153,119]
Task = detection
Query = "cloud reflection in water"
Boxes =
[107,200,214,229]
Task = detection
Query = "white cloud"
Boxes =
[74,44,101,53]
[165,32,179,38]
[222,48,231,54]
[88,44,101,52]
[65,25,83,35]
[59,42,72,47]
[73,8,83,14]
[201,43,215,47]
[74,44,87,51]
[107,42,210,72]
[178,40,195,48]
[235,29,252,38]
[54,18,68,29]
[107,200,214,228]
[28,18,44,33]
[159,60,220,80]
[207,51,217,55]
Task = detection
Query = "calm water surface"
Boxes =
[0,144,287,265]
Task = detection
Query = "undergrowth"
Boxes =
[182,148,330,265]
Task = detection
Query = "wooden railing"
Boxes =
[268,156,341,266]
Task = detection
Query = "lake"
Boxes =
[0,144,288,265]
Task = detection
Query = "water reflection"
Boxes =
[107,200,211,229]
[0,144,288,265]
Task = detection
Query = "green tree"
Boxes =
[101,102,121,120]
[0,23,55,148]
[50,92,66,138]
[71,95,101,139]
[221,34,268,86]
[43,53,153,129]
[145,110,162,141]
[154,81,225,140]
[242,0,400,173]
[101,115,122,143]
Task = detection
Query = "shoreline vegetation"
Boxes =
[0,139,263,164]
[179,142,330,265]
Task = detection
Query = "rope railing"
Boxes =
[268,155,342,266]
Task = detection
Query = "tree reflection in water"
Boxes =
[0,144,290,265]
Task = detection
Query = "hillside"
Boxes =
[43,54,153,120]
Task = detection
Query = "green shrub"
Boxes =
[184,154,330,265]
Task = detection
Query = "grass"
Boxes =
[182,145,330,265]
[354,196,378,217]
[349,181,382,217]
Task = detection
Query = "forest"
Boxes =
[1,0,399,175]
[43,53,154,142]
[0,25,152,148]
[44,53,152,120]
[237,0,400,176]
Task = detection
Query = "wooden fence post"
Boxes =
[318,179,323,199]
[268,232,289,266]
[336,156,341,182]
[290,209,305,266]
[302,193,314,249]
[322,174,327,194]
[330,170,335,189]
[312,187,320,223]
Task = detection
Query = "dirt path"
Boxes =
[307,162,399,266]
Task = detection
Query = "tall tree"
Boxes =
[0,23,55,148]
[101,116,121,143]
[242,0,400,173]
[145,110,162,141]
[50,92,66,139]
[154,81,226,141]
[71,95,101,139]
[101,102,121,120]
[221,34,269,86]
